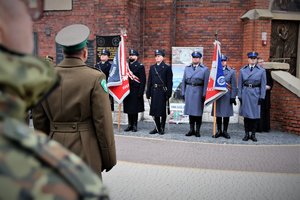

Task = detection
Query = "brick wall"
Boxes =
[271,82,300,135]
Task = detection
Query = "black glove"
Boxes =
[230,98,237,105]
[258,98,263,105]
[238,98,242,105]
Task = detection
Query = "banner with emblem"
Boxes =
[204,40,227,106]
[107,34,130,104]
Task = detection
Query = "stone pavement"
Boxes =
[102,122,300,200]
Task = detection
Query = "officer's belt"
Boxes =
[153,84,165,88]
[243,83,261,88]
[50,121,92,132]
[186,83,203,86]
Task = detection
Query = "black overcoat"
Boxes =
[146,62,173,117]
[123,61,146,114]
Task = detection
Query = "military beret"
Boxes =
[191,51,202,58]
[221,54,228,61]
[55,24,90,52]
[154,49,165,57]
[247,51,258,58]
[100,49,111,56]
[129,49,139,56]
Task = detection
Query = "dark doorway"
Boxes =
[270,20,298,76]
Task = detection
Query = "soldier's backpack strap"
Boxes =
[0,118,107,199]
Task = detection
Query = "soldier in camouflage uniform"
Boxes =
[0,0,109,199]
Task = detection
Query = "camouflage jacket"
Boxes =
[0,50,109,199]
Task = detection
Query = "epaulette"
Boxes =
[1,118,107,198]
[241,65,248,69]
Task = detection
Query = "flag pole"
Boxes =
[213,30,218,137]
[118,104,121,131]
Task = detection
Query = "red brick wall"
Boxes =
[271,82,300,135]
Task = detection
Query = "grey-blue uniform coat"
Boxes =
[123,61,146,114]
[212,66,237,117]
[181,64,210,116]
[238,64,266,119]
[146,62,173,117]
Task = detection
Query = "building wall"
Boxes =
[33,0,300,135]
[271,82,300,135]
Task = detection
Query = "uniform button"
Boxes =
[72,125,76,129]
[54,125,57,129]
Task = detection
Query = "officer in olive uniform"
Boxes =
[0,0,108,199]
[238,52,266,142]
[146,49,173,135]
[95,49,114,111]
[123,49,146,132]
[33,24,116,176]
[212,55,237,139]
[181,51,209,137]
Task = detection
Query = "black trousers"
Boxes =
[244,118,259,133]
[216,117,229,131]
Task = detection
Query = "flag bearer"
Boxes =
[238,52,266,142]
[123,49,146,132]
[146,49,173,135]
[212,55,237,139]
[181,51,209,137]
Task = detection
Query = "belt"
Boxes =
[243,83,261,88]
[153,84,165,88]
[186,83,203,86]
[50,121,92,132]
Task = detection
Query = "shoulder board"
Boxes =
[241,65,248,69]
[229,66,236,70]
[1,118,106,198]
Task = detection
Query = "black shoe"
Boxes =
[195,131,200,137]
[222,131,230,139]
[250,133,257,142]
[124,126,132,132]
[212,130,222,138]
[185,130,195,136]
[149,129,158,134]
[242,133,249,141]
[158,130,164,135]
[132,125,137,132]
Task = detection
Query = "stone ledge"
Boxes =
[271,71,300,97]
[263,62,290,70]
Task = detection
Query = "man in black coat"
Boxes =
[123,49,146,132]
[95,49,114,111]
[146,49,173,135]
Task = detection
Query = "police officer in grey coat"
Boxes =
[181,51,209,137]
[146,50,173,135]
[238,52,266,142]
[123,49,146,132]
[212,55,237,139]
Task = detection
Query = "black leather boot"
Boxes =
[242,132,249,141]
[212,121,222,138]
[186,123,195,136]
[222,130,230,139]
[124,115,132,132]
[195,123,201,137]
[159,120,165,135]
[222,117,230,139]
[132,114,138,132]
[149,117,160,134]
[250,132,257,142]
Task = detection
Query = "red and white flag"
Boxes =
[204,40,227,106]
[107,34,130,104]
